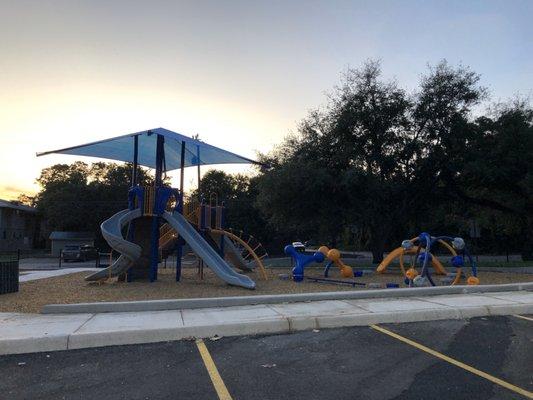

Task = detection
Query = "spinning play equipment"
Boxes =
[377,233,479,287]
[38,128,265,289]
[285,244,361,284]
[319,246,354,278]
[284,245,325,282]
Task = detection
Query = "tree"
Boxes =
[256,60,487,262]
[33,162,155,248]
[191,170,241,203]
[458,100,533,259]
[189,170,276,249]
[16,194,36,207]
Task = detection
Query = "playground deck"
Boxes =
[1,267,531,313]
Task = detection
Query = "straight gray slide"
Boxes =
[85,208,142,281]
[163,211,256,289]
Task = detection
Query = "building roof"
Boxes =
[0,199,36,213]
[49,231,94,240]
[37,127,262,171]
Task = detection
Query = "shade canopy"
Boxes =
[37,127,259,171]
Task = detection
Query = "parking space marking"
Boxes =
[514,315,533,322]
[370,324,533,399]
[196,339,233,400]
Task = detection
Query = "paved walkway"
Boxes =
[1,290,531,355]
[19,268,100,282]
[19,258,102,270]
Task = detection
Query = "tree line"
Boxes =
[22,60,533,261]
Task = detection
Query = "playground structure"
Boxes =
[177,196,269,280]
[318,246,354,278]
[37,128,267,289]
[285,244,358,283]
[377,233,479,287]
[284,244,324,282]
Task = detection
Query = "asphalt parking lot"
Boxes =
[1,315,531,400]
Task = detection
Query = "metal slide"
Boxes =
[162,211,256,289]
[222,235,254,271]
[208,231,254,272]
[85,209,142,281]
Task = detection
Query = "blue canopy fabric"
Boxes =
[37,128,259,171]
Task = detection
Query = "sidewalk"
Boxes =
[19,268,99,282]
[1,290,531,355]
[19,258,102,271]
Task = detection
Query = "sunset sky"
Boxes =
[1,0,532,200]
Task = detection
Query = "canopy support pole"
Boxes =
[131,135,139,186]
[197,145,201,202]
[176,140,186,282]
[150,134,165,282]
[126,135,139,283]
[154,134,164,187]
[179,140,185,207]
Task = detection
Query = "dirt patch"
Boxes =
[1,266,531,313]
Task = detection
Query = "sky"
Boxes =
[1,0,532,199]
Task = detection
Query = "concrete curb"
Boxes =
[3,302,532,355]
[477,267,533,274]
[42,282,533,314]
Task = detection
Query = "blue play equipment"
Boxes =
[406,232,478,287]
[284,245,324,282]
[323,259,335,277]
[37,128,261,289]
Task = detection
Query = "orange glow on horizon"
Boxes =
[0,83,289,200]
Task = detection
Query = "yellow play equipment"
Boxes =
[376,237,454,279]
[376,234,480,286]
[318,246,353,278]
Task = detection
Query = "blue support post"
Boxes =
[196,145,201,202]
[218,203,225,257]
[175,239,183,281]
[127,135,139,283]
[149,134,165,282]
[200,202,206,230]
[149,213,160,282]
[176,140,186,282]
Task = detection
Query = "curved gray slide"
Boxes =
[222,235,254,271]
[85,209,142,281]
[208,231,254,272]
[163,211,256,289]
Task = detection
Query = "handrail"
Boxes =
[210,228,268,280]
